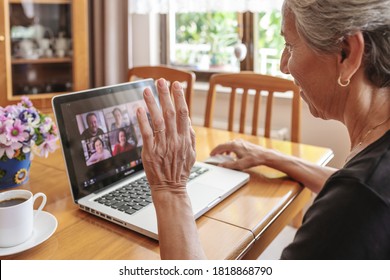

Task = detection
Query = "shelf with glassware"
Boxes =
[12,57,72,64]
[0,0,89,109]
[9,0,71,4]
[9,1,73,98]
[10,29,74,97]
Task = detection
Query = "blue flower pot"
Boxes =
[0,153,31,190]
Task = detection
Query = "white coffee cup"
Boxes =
[0,190,46,247]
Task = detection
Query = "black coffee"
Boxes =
[0,198,27,207]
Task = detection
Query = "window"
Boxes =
[172,12,240,72]
[256,10,286,77]
[162,10,286,80]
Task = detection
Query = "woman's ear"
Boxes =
[339,32,365,81]
[340,49,347,62]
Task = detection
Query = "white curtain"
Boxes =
[128,0,284,14]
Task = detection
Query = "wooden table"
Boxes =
[1,126,333,260]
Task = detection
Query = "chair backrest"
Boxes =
[128,65,196,117]
[204,72,301,142]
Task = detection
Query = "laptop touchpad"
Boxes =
[187,183,223,215]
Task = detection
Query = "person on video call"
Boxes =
[136,0,390,260]
[112,128,136,156]
[81,112,104,139]
[111,107,129,130]
[86,137,111,165]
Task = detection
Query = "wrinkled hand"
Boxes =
[210,139,270,170]
[136,79,196,190]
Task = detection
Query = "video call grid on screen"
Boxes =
[56,81,157,200]
[76,101,144,166]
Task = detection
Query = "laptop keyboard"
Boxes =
[95,165,209,215]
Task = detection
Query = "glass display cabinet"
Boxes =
[0,0,89,110]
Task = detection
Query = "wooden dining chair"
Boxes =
[205,72,304,228]
[128,65,196,117]
[204,72,301,142]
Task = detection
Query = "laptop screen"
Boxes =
[52,79,158,202]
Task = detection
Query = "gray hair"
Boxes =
[284,0,390,88]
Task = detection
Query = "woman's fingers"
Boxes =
[157,79,177,136]
[210,142,235,156]
[210,139,252,157]
[219,158,250,170]
[137,78,195,187]
[172,81,190,136]
[143,86,164,132]
[190,126,196,153]
[171,81,196,170]
[211,139,264,170]
[136,106,153,153]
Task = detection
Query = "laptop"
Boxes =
[52,79,249,240]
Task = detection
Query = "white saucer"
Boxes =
[0,210,58,256]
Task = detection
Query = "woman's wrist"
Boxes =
[261,148,285,169]
[150,184,192,211]
[150,183,189,197]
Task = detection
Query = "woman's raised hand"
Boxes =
[136,78,196,190]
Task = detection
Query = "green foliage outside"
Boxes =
[175,12,238,67]
[257,10,284,52]
[174,10,284,73]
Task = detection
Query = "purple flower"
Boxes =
[34,134,58,158]
[0,141,23,159]
[39,117,52,134]
[0,97,58,160]
[0,108,6,122]
[19,109,40,131]
[5,119,29,143]
[20,96,34,108]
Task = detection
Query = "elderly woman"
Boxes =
[136,0,390,259]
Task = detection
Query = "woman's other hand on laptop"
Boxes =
[210,139,274,170]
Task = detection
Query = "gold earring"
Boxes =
[338,76,350,87]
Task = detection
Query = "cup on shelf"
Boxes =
[16,39,36,59]
[45,48,53,58]
[56,49,66,58]
[45,84,53,93]
[0,189,47,247]
[54,32,70,58]
[37,38,51,50]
